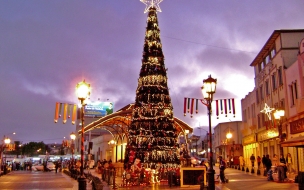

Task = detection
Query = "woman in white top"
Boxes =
[285,153,292,172]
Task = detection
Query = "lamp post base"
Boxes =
[207,169,215,190]
[78,176,86,190]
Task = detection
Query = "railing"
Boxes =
[101,168,118,189]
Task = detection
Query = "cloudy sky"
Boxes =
[0,0,303,144]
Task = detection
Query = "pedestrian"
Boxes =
[285,153,292,172]
[55,162,59,173]
[280,155,287,179]
[272,154,278,166]
[250,154,255,167]
[265,154,272,173]
[199,160,208,171]
[277,162,286,182]
[257,156,261,168]
[218,156,227,183]
[279,154,286,164]
[262,155,266,168]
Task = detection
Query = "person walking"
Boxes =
[262,155,266,168]
[265,154,272,172]
[219,156,227,183]
[55,162,59,173]
[250,154,255,167]
[257,156,261,169]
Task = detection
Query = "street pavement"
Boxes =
[0,167,299,190]
[90,166,299,190]
[0,170,83,190]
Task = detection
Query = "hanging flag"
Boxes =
[54,102,60,123]
[232,98,235,117]
[216,100,219,119]
[184,98,187,116]
[190,98,194,117]
[195,99,199,113]
[220,99,223,114]
[224,99,227,117]
[183,97,237,119]
[187,98,190,113]
[72,104,77,125]
[63,103,68,124]
[67,104,71,118]
[59,103,62,117]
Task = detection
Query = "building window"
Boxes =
[265,80,270,95]
[290,82,298,106]
[258,62,264,72]
[271,47,276,58]
[272,73,277,90]
[280,99,285,110]
[260,85,264,101]
[294,82,298,99]
[257,114,261,129]
[290,85,295,106]
[251,103,255,118]
[265,55,270,64]
[278,67,283,86]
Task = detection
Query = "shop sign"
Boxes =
[257,129,278,141]
[290,117,304,134]
[243,134,256,145]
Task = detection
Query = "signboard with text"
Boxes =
[84,102,114,118]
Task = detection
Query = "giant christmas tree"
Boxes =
[124,2,180,170]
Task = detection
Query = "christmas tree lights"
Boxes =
[124,5,180,171]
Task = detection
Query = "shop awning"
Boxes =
[281,136,304,147]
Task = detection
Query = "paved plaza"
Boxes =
[0,167,299,190]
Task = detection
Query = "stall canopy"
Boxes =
[281,136,304,147]
[78,103,193,143]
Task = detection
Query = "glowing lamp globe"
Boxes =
[70,132,76,140]
[4,137,11,144]
[226,132,232,139]
[76,80,91,100]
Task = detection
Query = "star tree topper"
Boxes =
[260,103,274,120]
[140,0,163,13]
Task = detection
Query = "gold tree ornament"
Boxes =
[140,0,163,13]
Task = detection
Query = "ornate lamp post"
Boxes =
[201,75,217,190]
[76,80,91,190]
[70,132,76,161]
[274,109,285,156]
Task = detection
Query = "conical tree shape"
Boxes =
[124,7,180,170]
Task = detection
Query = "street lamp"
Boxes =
[76,80,91,190]
[201,75,217,190]
[70,132,76,160]
[274,109,285,156]
[1,136,11,174]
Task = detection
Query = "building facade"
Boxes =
[241,29,304,172]
[213,121,243,165]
